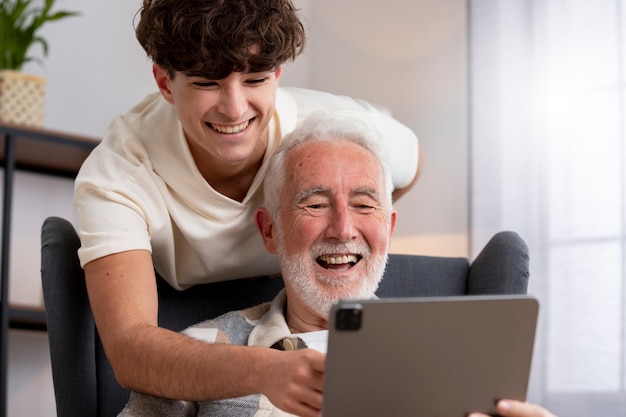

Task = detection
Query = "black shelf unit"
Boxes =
[0,122,98,417]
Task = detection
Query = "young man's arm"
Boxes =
[84,249,325,417]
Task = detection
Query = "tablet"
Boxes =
[322,295,539,417]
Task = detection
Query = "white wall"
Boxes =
[8,1,468,415]
[304,1,469,256]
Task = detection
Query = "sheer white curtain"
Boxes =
[469,1,626,415]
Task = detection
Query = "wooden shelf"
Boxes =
[0,123,98,332]
[0,123,98,177]
[0,123,98,416]
[8,306,46,332]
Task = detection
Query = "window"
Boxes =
[469,1,626,415]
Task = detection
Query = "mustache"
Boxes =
[310,241,371,258]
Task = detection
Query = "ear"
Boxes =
[255,208,278,254]
[153,64,175,104]
[274,65,283,81]
[389,210,398,238]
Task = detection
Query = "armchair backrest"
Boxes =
[41,216,528,417]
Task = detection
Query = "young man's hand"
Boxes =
[260,349,325,417]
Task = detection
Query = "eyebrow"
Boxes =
[293,186,383,206]
[293,187,330,206]
[352,186,383,204]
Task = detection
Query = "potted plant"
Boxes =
[0,0,79,127]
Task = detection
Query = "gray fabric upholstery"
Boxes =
[41,216,529,417]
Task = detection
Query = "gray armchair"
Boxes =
[40,216,529,417]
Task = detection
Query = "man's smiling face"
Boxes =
[274,138,397,317]
[154,65,282,167]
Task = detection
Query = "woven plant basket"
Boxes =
[0,70,46,128]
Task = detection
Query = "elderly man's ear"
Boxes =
[255,208,278,254]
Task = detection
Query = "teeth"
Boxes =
[319,254,359,265]
[211,120,250,134]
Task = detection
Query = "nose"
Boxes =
[326,202,358,242]
[217,85,247,120]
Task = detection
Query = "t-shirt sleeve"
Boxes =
[367,110,419,189]
[74,180,153,268]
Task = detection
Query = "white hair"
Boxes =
[263,110,394,220]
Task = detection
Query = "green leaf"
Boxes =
[0,0,80,70]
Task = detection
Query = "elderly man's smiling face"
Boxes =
[259,138,397,326]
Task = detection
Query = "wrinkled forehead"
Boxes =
[283,140,385,199]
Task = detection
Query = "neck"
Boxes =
[187,130,268,202]
[201,157,264,202]
[285,300,328,333]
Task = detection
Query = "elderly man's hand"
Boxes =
[469,399,557,417]
[260,349,325,417]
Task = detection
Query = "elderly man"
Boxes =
[119,111,556,417]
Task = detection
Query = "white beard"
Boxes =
[276,238,389,319]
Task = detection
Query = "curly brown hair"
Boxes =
[135,0,306,79]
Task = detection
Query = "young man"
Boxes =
[117,112,556,417]
[74,0,419,414]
